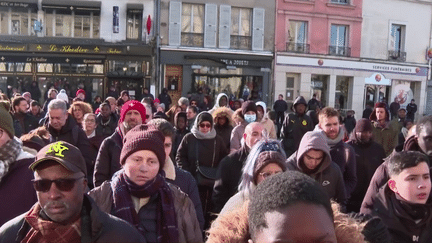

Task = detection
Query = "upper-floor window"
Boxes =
[44,5,100,38]
[0,7,37,35]
[181,3,204,47]
[389,24,406,61]
[230,7,252,50]
[127,9,142,40]
[330,0,349,4]
[330,24,350,56]
[287,20,309,53]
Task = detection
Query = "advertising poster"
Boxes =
[391,83,413,109]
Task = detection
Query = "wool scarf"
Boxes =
[22,203,81,243]
[191,124,216,140]
[314,124,345,148]
[111,170,179,243]
[0,137,22,183]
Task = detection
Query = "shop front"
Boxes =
[275,55,428,119]
[160,48,273,105]
[0,42,152,103]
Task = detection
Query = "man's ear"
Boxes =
[388,179,397,193]
[243,133,247,140]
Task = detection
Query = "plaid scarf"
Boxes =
[22,203,81,243]
[0,137,22,183]
[111,170,179,243]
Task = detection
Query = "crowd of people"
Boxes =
[0,87,430,242]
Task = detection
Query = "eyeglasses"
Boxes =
[259,171,282,179]
[32,177,84,192]
[199,123,212,128]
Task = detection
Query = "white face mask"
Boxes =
[244,114,256,123]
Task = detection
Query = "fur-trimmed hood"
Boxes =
[207,200,372,243]
[212,107,234,127]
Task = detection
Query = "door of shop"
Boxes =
[364,84,390,107]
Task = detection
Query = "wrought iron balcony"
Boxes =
[230,35,252,50]
[330,0,349,4]
[329,45,351,57]
[388,50,406,62]
[181,33,204,47]
[286,42,310,53]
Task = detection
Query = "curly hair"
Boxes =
[68,101,93,119]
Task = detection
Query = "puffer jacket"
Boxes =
[93,127,123,187]
[0,195,145,243]
[207,200,371,243]
[88,181,203,243]
[286,131,347,204]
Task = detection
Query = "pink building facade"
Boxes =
[274,0,367,115]
[275,0,362,57]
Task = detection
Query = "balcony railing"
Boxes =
[230,35,252,50]
[286,42,310,53]
[388,50,406,62]
[329,45,351,57]
[181,33,204,47]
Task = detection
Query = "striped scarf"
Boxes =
[0,137,22,183]
[111,170,179,243]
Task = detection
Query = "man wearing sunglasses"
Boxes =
[93,100,147,187]
[0,141,144,243]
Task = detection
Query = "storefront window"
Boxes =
[71,64,88,74]
[16,63,32,73]
[37,63,53,73]
[108,61,142,72]
[311,74,328,107]
[192,66,262,101]
[89,64,104,74]
[335,76,350,110]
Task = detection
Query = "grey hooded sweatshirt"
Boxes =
[286,131,347,204]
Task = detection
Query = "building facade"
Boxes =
[159,0,274,105]
[274,0,431,120]
[0,0,155,104]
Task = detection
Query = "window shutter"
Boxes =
[204,4,217,48]
[219,5,231,49]
[252,8,265,51]
[169,1,182,46]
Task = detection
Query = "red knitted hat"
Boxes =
[76,89,85,97]
[120,124,166,170]
[119,100,147,123]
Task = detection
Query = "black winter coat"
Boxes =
[0,195,145,243]
[280,113,314,157]
[367,185,432,243]
[175,133,228,178]
[346,139,386,212]
[93,128,122,187]
[212,146,249,213]
[45,115,94,182]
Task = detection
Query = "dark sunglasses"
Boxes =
[32,177,84,192]
[199,123,211,128]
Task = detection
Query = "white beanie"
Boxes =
[57,89,69,104]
